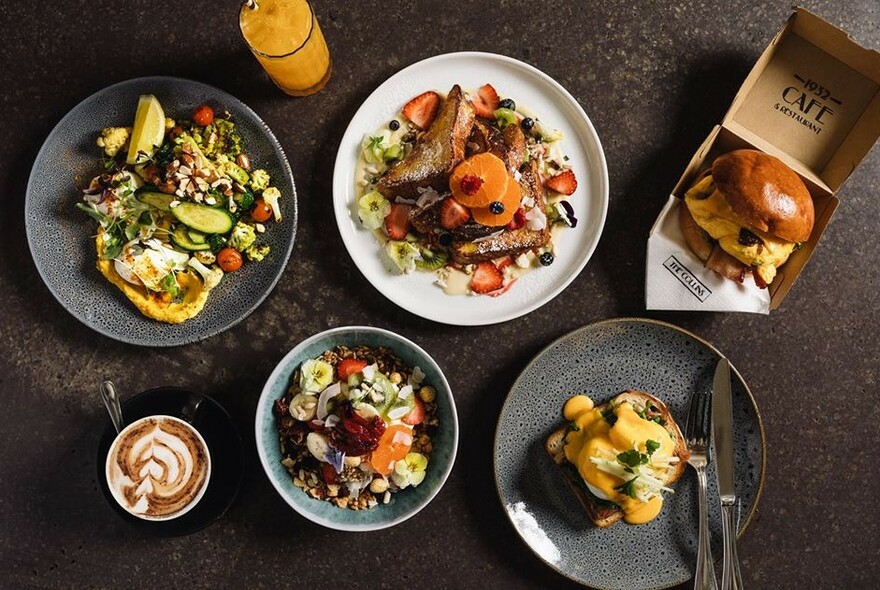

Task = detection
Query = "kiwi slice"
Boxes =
[415,247,449,271]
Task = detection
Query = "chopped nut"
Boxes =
[236,153,251,171]
[383,490,391,504]
[255,223,266,233]
[327,484,339,497]
[369,477,389,494]
[343,456,361,467]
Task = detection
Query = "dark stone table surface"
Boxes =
[1,1,877,588]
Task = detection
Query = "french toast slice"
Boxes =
[377,85,475,200]
[545,390,690,528]
[449,159,550,265]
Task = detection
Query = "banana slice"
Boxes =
[289,393,318,421]
[306,432,331,462]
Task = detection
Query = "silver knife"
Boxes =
[713,357,744,590]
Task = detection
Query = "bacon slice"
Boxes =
[705,244,750,283]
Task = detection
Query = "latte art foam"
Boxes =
[106,416,210,520]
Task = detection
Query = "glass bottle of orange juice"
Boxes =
[239,0,332,97]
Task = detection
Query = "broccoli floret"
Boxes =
[97,127,131,157]
[206,234,227,253]
[244,244,271,262]
[228,221,256,251]
[187,258,224,291]
[249,169,270,192]
[261,186,282,221]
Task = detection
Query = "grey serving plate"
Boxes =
[494,317,765,590]
[25,76,297,346]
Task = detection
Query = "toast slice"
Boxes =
[377,85,475,200]
[450,159,550,264]
[545,390,690,528]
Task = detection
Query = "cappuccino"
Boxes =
[105,415,211,521]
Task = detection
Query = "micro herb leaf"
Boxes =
[646,440,660,455]
[617,450,649,468]
[652,416,666,426]
[368,135,385,149]
[615,477,639,499]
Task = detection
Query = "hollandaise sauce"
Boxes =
[562,395,678,524]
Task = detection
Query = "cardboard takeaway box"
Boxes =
[646,8,880,313]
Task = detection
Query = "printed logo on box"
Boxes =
[774,73,841,135]
[663,256,712,302]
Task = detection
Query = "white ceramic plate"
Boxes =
[332,52,609,326]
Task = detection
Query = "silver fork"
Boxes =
[686,386,718,590]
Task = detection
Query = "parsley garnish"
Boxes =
[617,450,649,468]
[615,477,639,499]
[645,439,660,455]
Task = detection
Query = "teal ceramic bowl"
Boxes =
[255,326,458,531]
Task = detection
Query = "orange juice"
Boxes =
[239,0,332,96]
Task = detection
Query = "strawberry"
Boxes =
[505,208,527,230]
[470,261,504,294]
[402,91,441,130]
[545,169,578,196]
[470,84,500,119]
[337,358,368,380]
[402,397,426,426]
[440,197,471,230]
[384,203,412,240]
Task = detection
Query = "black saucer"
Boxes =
[96,387,244,536]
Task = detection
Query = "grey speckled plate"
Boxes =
[494,318,765,590]
[25,76,297,347]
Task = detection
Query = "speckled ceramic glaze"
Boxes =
[494,318,765,590]
[255,326,459,531]
[25,76,297,346]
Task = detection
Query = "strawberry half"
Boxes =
[470,84,500,119]
[402,91,441,130]
[337,358,368,380]
[545,169,578,195]
[385,203,412,240]
[470,261,504,294]
[402,397,426,426]
[505,208,527,231]
[440,197,471,230]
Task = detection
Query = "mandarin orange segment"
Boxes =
[449,152,509,207]
[471,176,522,227]
[369,424,413,475]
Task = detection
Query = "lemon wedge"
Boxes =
[126,94,166,165]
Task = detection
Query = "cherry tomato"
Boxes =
[193,104,215,127]
[251,199,273,223]
[216,247,243,272]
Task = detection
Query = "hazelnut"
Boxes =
[369,477,389,494]
[418,386,436,403]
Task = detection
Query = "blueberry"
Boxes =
[499,98,516,110]
[389,119,400,131]
[438,232,453,246]
[539,252,555,266]
[520,117,534,131]
[489,201,505,214]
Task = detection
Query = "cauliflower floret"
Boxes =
[245,244,271,262]
[249,169,270,192]
[228,221,257,251]
[96,127,131,157]
[261,186,282,221]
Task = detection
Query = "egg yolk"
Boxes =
[562,395,675,524]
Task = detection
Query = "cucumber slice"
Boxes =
[136,190,175,211]
[171,225,211,251]
[187,229,207,244]
[171,202,235,234]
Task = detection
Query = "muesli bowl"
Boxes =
[255,326,458,531]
